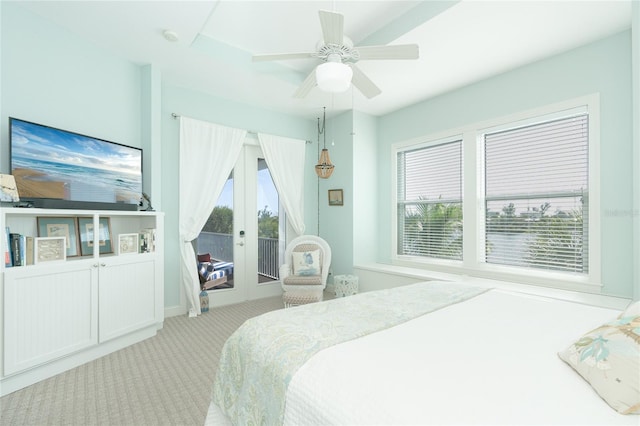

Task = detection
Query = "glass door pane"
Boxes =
[197,171,234,290]
[257,158,279,284]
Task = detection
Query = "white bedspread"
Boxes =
[211,281,487,425]
[283,289,636,425]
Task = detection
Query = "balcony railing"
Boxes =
[197,232,279,280]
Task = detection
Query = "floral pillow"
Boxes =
[292,249,320,276]
[558,301,640,415]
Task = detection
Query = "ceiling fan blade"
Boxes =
[349,64,382,99]
[319,10,344,45]
[355,44,419,61]
[293,69,317,98]
[253,52,315,62]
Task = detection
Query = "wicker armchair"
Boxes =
[280,235,332,308]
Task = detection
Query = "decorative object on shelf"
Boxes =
[37,216,79,257]
[0,174,20,203]
[333,274,359,297]
[34,237,66,264]
[315,107,334,179]
[199,287,209,313]
[118,233,139,255]
[328,189,343,206]
[139,192,154,212]
[78,217,112,256]
[139,228,156,253]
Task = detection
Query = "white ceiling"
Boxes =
[17,1,632,120]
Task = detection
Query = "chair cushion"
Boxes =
[282,290,323,307]
[292,249,320,276]
[283,274,323,285]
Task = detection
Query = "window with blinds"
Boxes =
[483,113,589,273]
[397,139,463,260]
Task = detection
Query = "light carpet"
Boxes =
[0,295,285,425]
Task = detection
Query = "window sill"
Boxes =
[353,262,630,311]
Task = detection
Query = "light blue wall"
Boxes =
[0,2,142,170]
[376,31,635,298]
[352,110,378,265]
[160,84,316,308]
[316,110,354,277]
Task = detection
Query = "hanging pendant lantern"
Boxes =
[315,148,334,178]
[315,107,334,179]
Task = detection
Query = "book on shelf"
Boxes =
[25,236,34,265]
[5,226,12,267]
[10,233,22,266]
[5,231,35,267]
[139,228,156,253]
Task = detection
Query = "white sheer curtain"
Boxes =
[180,117,246,317]
[258,133,306,236]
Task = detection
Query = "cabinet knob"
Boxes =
[93,264,99,268]
[100,263,106,267]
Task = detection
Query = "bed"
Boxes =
[206,280,639,425]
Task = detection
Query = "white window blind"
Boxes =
[397,139,463,260]
[484,113,589,273]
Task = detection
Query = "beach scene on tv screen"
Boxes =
[10,119,142,205]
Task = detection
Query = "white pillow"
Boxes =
[292,249,320,276]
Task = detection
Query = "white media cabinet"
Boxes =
[0,208,164,396]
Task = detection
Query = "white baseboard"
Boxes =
[164,304,186,318]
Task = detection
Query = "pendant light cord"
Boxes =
[317,116,321,235]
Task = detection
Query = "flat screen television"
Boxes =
[9,117,142,210]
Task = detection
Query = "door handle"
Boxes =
[236,241,245,246]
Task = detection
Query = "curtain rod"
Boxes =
[172,112,312,144]
[172,113,258,135]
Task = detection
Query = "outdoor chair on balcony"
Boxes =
[280,235,332,308]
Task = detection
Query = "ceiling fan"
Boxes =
[252,9,419,99]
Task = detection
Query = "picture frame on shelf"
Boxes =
[0,174,20,202]
[34,237,66,264]
[328,189,343,206]
[118,233,139,255]
[78,217,113,256]
[37,216,79,257]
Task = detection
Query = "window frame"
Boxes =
[396,136,464,262]
[391,94,601,291]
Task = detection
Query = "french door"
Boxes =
[198,141,283,307]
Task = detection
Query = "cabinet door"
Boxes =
[4,263,98,375]
[98,258,156,342]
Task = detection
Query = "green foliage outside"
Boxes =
[485,201,585,272]
[402,200,463,260]
[257,206,279,239]
[401,197,584,272]
[526,208,584,272]
[202,205,279,239]
[202,206,233,234]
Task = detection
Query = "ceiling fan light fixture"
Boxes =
[315,61,352,93]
